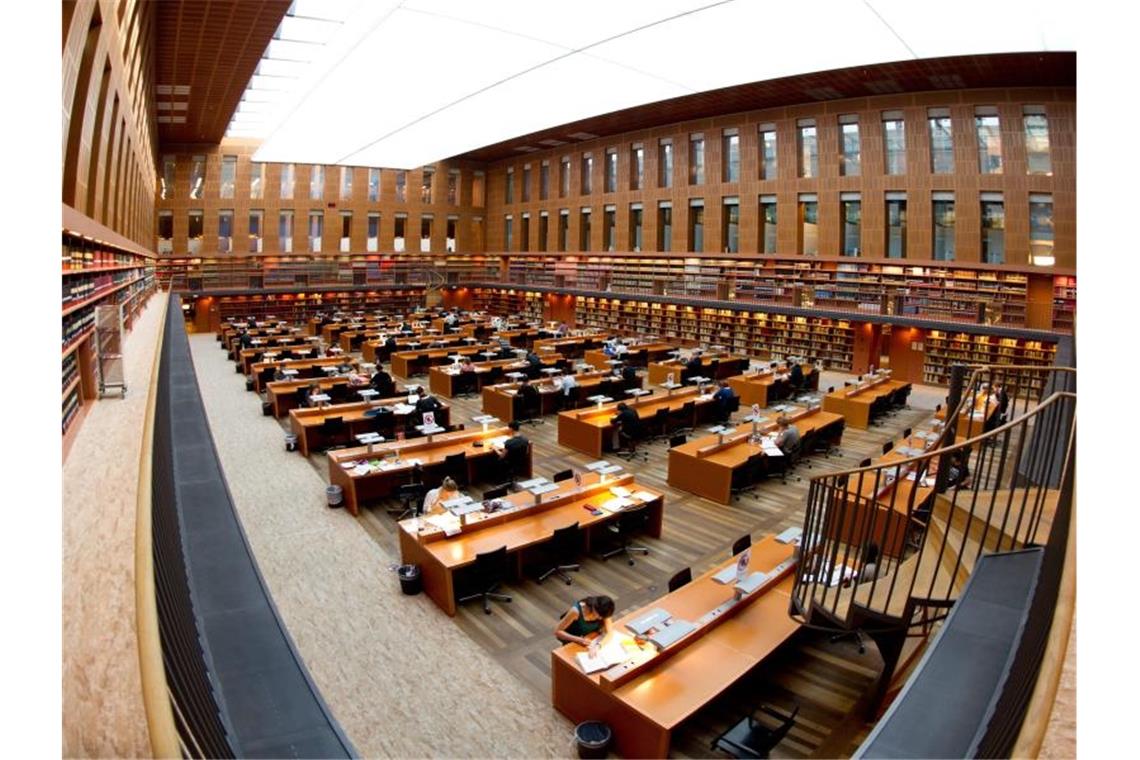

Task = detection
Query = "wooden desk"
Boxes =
[822,377,911,429]
[427,354,564,398]
[647,354,749,385]
[225,328,304,357]
[338,322,408,352]
[583,342,677,371]
[725,363,820,408]
[362,332,470,364]
[481,371,638,423]
[266,376,354,417]
[551,534,799,759]
[557,386,717,458]
[390,343,500,378]
[288,396,452,457]
[237,343,315,374]
[250,355,351,393]
[327,426,529,515]
[935,390,1001,440]
[667,408,845,504]
[532,334,608,359]
[398,471,664,616]
[495,327,540,347]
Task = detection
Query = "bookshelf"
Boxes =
[923,330,1058,389]
[201,289,426,325]
[62,231,156,443]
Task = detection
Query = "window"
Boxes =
[367,212,379,252]
[395,171,407,202]
[579,208,591,250]
[658,139,673,188]
[581,154,593,194]
[340,211,352,252]
[759,196,777,254]
[630,144,644,190]
[157,210,173,253]
[883,112,906,175]
[1024,107,1052,175]
[309,164,324,200]
[975,108,1003,174]
[340,166,354,200]
[188,210,203,254]
[657,202,672,251]
[629,204,643,252]
[504,216,513,251]
[605,149,617,192]
[928,109,954,174]
[394,215,406,251]
[368,168,380,201]
[472,216,484,250]
[189,155,205,199]
[472,171,484,206]
[447,169,460,205]
[722,130,740,183]
[558,210,569,251]
[980,195,1005,264]
[248,210,263,253]
[839,116,860,176]
[420,215,432,252]
[250,162,265,199]
[421,169,433,204]
[797,120,818,178]
[689,134,705,185]
[538,212,549,251]
[798,195,818,255]
[520,214,529,252]
[759,126,777,180]
[160,156,175,200]
[278,210,293,253]
[722,197,739,253]
[932,194,955,261]
[560,157,570,197]
[1029,194,1055,265]
[218,209,233,252]
[688,199,704,252]
[505,168,514,203]
[603,205,616,251]
[219,155,236,198]
[446,216,458,252]
[539,161,549,200]
[308,211,323,252]
[885,194,907,259]
[280,163,295,199]
[522,164,531,202]
[840,194,860,256]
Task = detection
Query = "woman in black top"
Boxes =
[555,595,615,646]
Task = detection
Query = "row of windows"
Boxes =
[163,156,485,205]
[501,192,1056,265]
[502,105,1054,203]
[157,209,470,255]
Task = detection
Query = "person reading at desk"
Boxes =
[789,362,805,391]
[774,416,801,454]
[684,350,704,380]
[416,393,444,415]
[299,382,321,408]
[713,381,738,422]
[239,329,253,349]
[555,595,615,647]
[370,368,394,396]
[421,476,460,516]
[602,339,618,357]
[518,378,541,417]
[621,364,639,384]
[611,402,641,450]
[459,357,476,373]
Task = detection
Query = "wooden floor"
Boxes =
[284,371,936,758]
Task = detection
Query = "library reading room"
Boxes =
[55,1,1094,758]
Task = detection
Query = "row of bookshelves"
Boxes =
[200,290,426,325]
[921,330,1058,386]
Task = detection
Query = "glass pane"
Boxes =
[842,201,860,255]
[189,156,205,199]
[522,166,530,202]
[800,202,818,255]
[761,131,777,180]
[219,156,236,199]
[886,200,907,259]
[976,115,1003,174]
[504,218,513,250]
[421,170,433,204]
[1029,200,1054,260]
[448,171,459,204]
[798,126,818,178]
[368,168,380,201]
[560,159,570,197]
[689,138,704,185]
[629,208,643,251]
[659,143,673,188]
[604,210,616,250]
[395,171,406,202]
[161,156,175,200]
[761,202,777,253]
[723,203,739,253]
[929,116,954,173]
[884,120,906,175]
[723,134,740,182]
[579,211,591,250]
[280,164,294,199]
[689,206,704,251]
[1024,115,1052,175]
[981,201,1005,263]
[250,162,264,199]
[539,164,549,200]
[840,124,860,176]
[605,152,617,192]
[340,166,353,199]
[581,157,593,194]
[632,147,644,190]
[519,216,529,251]
[658,206,672,251]
[309,165,324,200]
[933,200,955,261]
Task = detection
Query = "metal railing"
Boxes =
[790,364,1076,635]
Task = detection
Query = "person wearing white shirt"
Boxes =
[422,477,460,516]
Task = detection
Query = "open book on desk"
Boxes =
[576,636,643,674]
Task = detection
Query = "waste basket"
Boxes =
[285,433,298,452]
[326,484,343,508]
[574,721,612,759]
[398,564,422,595]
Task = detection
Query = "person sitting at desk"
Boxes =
[713,381,738,422]
[421,476,460,516]
[555,595,615,647]
[602,339,618,357]
[789,362,805,391]
[416,393,444,415]
[774,416,801,454]
[560,372,578,399]
[298,382,321,408]
[611,402,641,450]
[239,329,253,349]
[621,364,639,384]
[941,449,972,491]
[858,542,881,583]
[384,335,398,352]
[684,350,704,379]
[273,366,287,382]
[525,350,543,379]
[495,421,530,479]
[370,368,395,396]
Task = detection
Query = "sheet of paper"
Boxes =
[609,486,632,498]
[632,491,657,503]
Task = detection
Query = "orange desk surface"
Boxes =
[556,386,716,459]
[821,377,910,429]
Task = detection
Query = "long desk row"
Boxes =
[427,354,565,398]
[481,371,642,423]
[727,363,820,408]
[646,353,749,385]
[822,374,912,429]
[288,396,453,457]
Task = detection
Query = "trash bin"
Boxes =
[574,721,612,759]
[398,564,422,595]
[245,377,255,390]
[262,401,273,416]
[326,484,343,508]
[285,433,298,452]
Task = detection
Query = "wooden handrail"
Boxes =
[133,296,180,758]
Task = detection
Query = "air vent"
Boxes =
[929,74,966,89]
[537,138,567,146]
[865,79,903,94]
[568,131,599,140]
[804,86,844,100]
[513,145,540,153]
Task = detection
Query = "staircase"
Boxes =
[789,364,1076,713]
[420,266,448,308]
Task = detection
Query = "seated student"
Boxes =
[684,350,704,379]
[370,368,395,396]
[621,363,639,384]
[789,361,805,391]
[273,366,287,382]
[611,402,641,450]
[858,542,881,583]
[239,329,253,349]
[713,380,738,421]
[555,595,615,647]
[347,370,371,388]
[941,449,972,491]
[298,382,321,408]
[421,476,460,516]
[525,350,543,378]
[602,339,618,357]
[774,416,801,454]
[496,421,530,478]
[559,372,578,399]
[384,335,399,353]
[416,392,444,415]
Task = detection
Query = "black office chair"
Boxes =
[858,457,872,468]
[669,401,696,436]
[903,427,912,439]
[517,389,546,426]
[317,416,347,451]
[882,440,894,456]
[482,484,510,500]
[731,455,761,501]
[457,546,512,614]
[600,503,651,566]
[781,439,803,483]
[502,441,532,484]
[712,703,799,759]
[647,407,671,443]
[443,451,469,488]
[536,522,582,585]
[668,567,692,592]
[453,370,478,399]
[552,469,574,483]
[731,534,752,556]
[615,422,649,462]
[827,386,835,394]
[392,482,426,520]
[668,433,688,448]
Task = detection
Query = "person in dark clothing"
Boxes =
[518,379,542,420]
[239,329,253,349]
[621,364,639,384]
[713,381,738,422]
[498,420,530,479]
[525,350,543,379]
[555,595,615,646]
[684,351,704,380]
[611,402,641,450]
[789,362,805,391]
[370,368,394,396]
